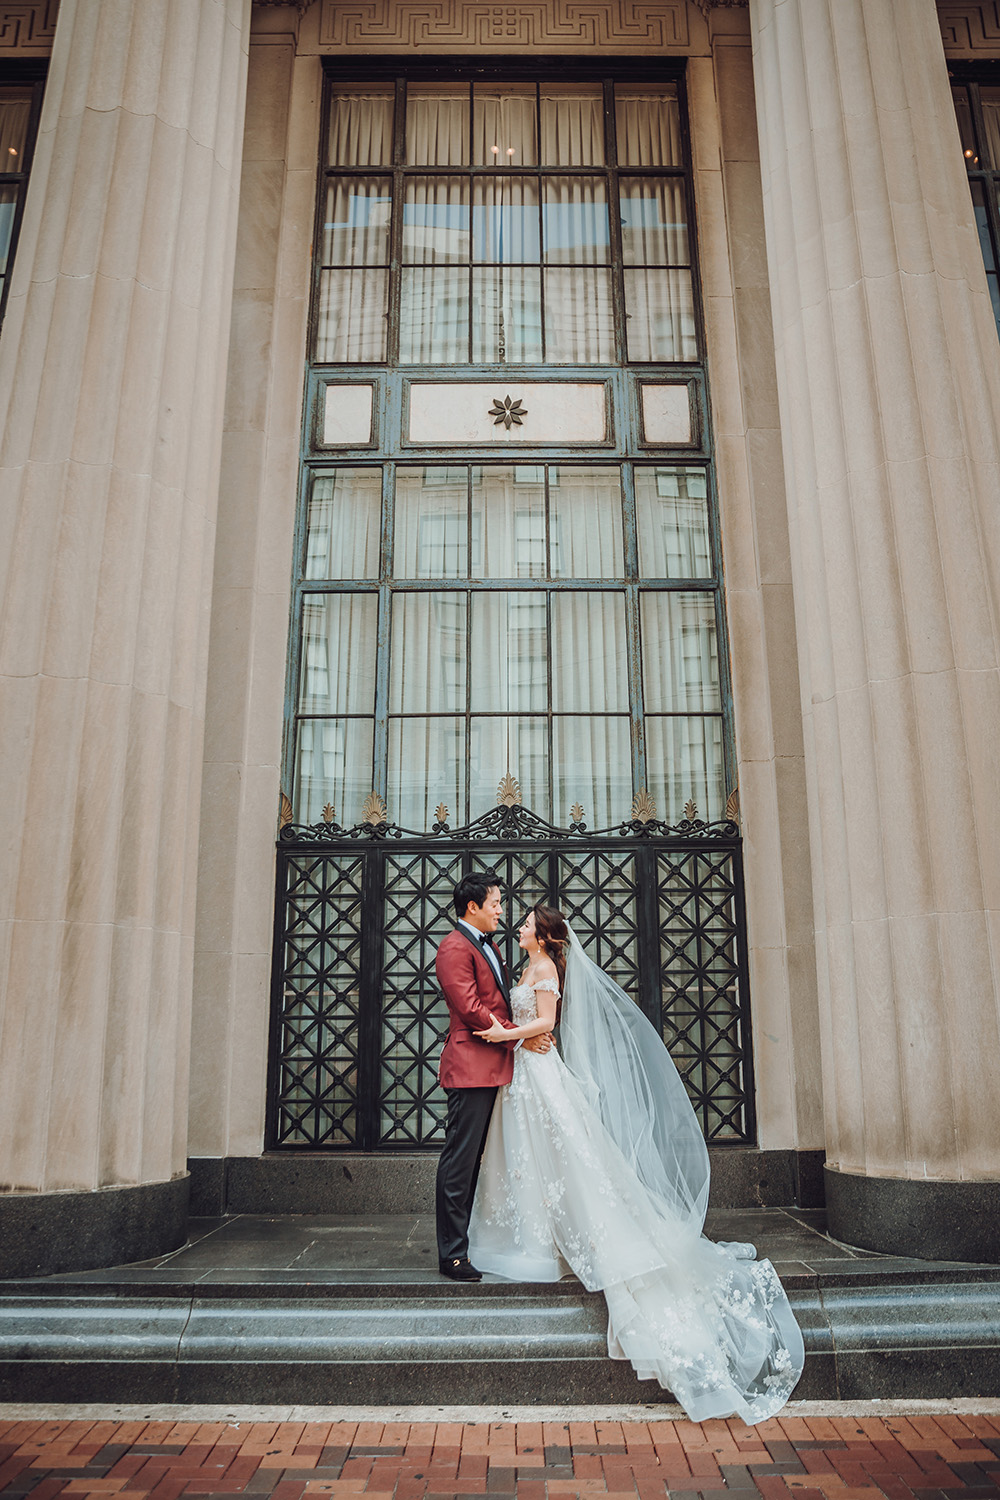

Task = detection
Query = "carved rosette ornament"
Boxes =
[488,396,527,429]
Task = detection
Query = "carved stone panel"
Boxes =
[939,2,1000,55]
[407,381,608,444]
[318,0,692,53]
[0,0,59,54]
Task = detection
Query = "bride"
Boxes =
[468,904,804,1424]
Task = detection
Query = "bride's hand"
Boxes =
[474,1015,508,1042]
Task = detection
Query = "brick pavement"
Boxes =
[2,1415,999,1500]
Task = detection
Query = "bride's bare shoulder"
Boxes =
[533,954,558,982]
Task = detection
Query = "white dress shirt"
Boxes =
[458,918,505,990]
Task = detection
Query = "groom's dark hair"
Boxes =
[453,870,501,919]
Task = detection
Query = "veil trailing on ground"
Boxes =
[557,925,712,1234]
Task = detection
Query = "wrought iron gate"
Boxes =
[267,798,755,1150]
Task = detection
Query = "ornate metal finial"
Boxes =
[497,772,522,807]
[725,786,740,824]
[361,791,388,826]
[570,803,584,823]
[630,788,656,824]
[683,798,699,822]
[435,804,448,823]
[279,793,293,828]
[321,802,336,824]
[488,395,527,429]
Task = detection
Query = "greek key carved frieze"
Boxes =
[318,0,689,53]
[939,1,1000,55]
[0,0,58,54]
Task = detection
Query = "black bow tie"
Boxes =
[478,932,494,948]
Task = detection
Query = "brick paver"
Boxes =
[1,1417,999,1500]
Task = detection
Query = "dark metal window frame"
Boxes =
[0,62,45,329]
[951,66,1000,336]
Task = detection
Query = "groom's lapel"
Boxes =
[454,924,510,1008]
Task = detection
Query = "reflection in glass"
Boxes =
[471,593,548,711]
[644,715,725,822]
[542,177,609,263]
[641,593,720,712]
[470,716,549,820]
[615,86,682,166]
[407,85,470,165]
[316,269,387,361]
[635,468,711,578]
[553,715,631,828]
[328,86,394,166]
[322,178,392,264]
[389,593,467,713]
[474,84,538,166]
[471,267,543,362]
[388,717,465,830]
[540,84,604,166]
[293,718,375,826]
[952,86,977,165]
[624,268,696,361]
[399,267,469,361]
[981,86,1000,170]
[298,593,378,713]
[544,268,614,361]
[549,467,623,577]
[0,186,16,277]
[551,592,628,712]
[305,470,381,580]
[403,178,470,262]
[473,177,540,262]
[394,467,468,578]
[619,178,689,265]
[471,466,545,578]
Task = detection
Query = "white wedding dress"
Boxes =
[469,978,804,1424]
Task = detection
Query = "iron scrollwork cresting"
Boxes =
[267,785,753,1152]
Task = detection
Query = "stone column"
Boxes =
[749,0,1000,1260]
[0,0,251,1274]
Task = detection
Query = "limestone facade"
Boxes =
[1,0,999,1268]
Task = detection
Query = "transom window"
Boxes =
[316,79,696,365]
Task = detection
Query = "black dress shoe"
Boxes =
[439,1256,483,1281]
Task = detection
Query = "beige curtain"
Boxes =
[328,87,394,167]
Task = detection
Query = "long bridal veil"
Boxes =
[557,925,805,1422]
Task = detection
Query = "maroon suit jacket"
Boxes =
[436,926,516,1089]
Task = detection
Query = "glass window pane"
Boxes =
[474,84,537,167]
[471,267,543,362]
[544,268,614,361]
[316,269,387,361]
[305,469,381,580]
[549,466,623,578]
[403,177,470,263]
[407,84,469,165]
[551,592,628,712]
[470,716,549,820]
[473,177,540,262]
[641,593,720,711]
[615,85,682,167]
[471,593,548,711]
[540,84,605,166]
[981,86,1000,170]
[0,89,31,163]
[970,181,997,271]
[293,718,375,825]
[298,593,378,713]
[553,715,631,828]
[542,177,609,263]
[635,467,711,577]
[394,467,468,578]
[645,715,725,823]
[0,185,17,276]
[624,268,696,361]
[328,86,394,166]
[322,178,391,264]
[400,267,469,362]
[952,86,978,166]
[471,465,546,578]
[388,717,466,831]
[390,592,467,712]
[620,178,689,266]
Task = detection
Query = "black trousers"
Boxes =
[435,1085,498,1264]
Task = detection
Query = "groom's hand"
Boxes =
[522,1032,553,1054]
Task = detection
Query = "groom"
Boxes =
[435,870,550,1281]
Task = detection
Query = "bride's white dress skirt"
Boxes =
[469,983,804,1424]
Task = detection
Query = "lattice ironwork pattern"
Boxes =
[269,808,754,1148]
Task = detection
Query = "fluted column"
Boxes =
[0,0,251,1273]
[749,0,1000,1259]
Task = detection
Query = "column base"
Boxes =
[825,1166,1000,1263]
[0,1176,189,1278]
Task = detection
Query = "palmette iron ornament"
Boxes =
[489,395,527,429]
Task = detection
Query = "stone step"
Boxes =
[2,1275,999,1405]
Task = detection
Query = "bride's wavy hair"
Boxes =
[533,905,570,1018]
